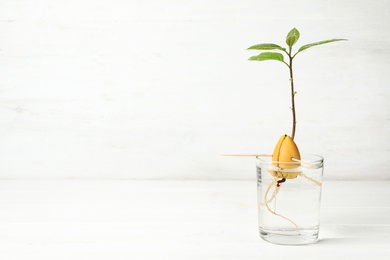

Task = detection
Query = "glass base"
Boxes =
[259,228,319,246]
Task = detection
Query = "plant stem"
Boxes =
[288,54,297,140]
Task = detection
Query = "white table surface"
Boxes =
[0,180,389,259]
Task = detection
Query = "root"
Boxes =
[299,172,322,186]
[258,168,321,235]
[258,177,277,210]
[261,176,300,234]
[259,177,280,206]
[269,185,281,204]
[291,157,323,186]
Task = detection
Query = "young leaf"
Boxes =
[249,52,285,62]
[297,39,347,53]
[247,43,285,51]
[286,28,300,47]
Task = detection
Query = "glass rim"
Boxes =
[255,154,324,166]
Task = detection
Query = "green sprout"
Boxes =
[247,28,347,140]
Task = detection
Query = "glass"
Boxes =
[256,154,324,245]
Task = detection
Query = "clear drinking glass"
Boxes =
[256,154,324,245]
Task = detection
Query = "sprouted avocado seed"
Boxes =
[248,28,346,231]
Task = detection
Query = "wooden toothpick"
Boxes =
[291,158,322,186]
[291,157,312,167]
[222,154,272,157]
[291,157,308,163]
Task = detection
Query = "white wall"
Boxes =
[0,0,389,180]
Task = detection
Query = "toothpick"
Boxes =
[222,154,273,157]
[291,158,323,186]
[291,157,312,167]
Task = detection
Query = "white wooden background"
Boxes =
[1,0,389,180]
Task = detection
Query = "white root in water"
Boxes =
[262,176,300,233]
[260,169,322,234]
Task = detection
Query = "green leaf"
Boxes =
[247,43,285,51]
[286,28,300,47]
[248,52,285,62]
[297,39,347,53]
